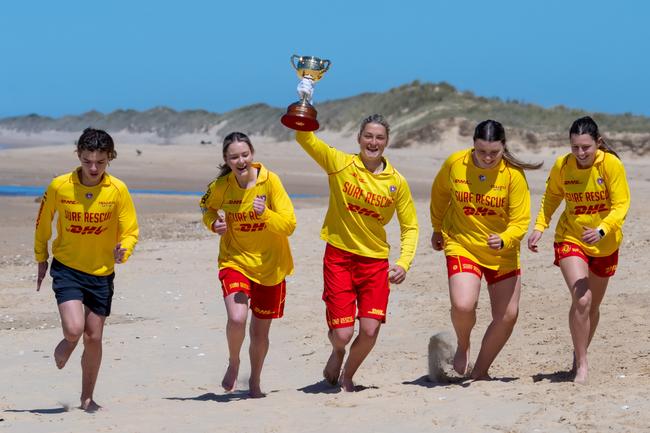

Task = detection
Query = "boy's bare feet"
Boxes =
[54,339,76,370]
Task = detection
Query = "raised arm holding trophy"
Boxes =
[284,61,420,391]
[280,55,330,131]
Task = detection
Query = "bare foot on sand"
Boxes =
[80,398,102,413]
[573,366,588,385]
[323,349,345,386]
[453,346,470,376]
[470,373,492,381]
[221,363,239,392]
[248,380,266,399]
[339,371,355,392]
[54,339,76,369]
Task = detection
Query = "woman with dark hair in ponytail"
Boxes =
[527,116,630,384]
[199,132,296,397]
[430,119,542,380]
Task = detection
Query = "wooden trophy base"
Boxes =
[281,101,319,131]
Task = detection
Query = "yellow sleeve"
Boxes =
[598,155,630,235]
[534,158,565,232]
[295,131,349,173]
[430,157,453,231]
[34,181,57,262]
[259,173,296,236]
[394,174,419,271]
[200,180,223,232]
[501,167,531,250]
[117,185,139,262]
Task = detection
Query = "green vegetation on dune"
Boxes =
[2,81,649,153]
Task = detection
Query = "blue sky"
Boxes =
[1,0,649,118]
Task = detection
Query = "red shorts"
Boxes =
[218,268,286,319]
[323,244,389,329]
[446,255,520,285]
[553,242,618,277]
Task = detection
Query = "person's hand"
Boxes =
[212,210,227,235]
[527,230,543,252]
[253,196,266,216]
[431,232,444,251]
[582,226,602,244]
[114,243,127,264]
[388,264,406,284]
[487,234,504,250]
[36,261,48,291]
[297,77,314,101]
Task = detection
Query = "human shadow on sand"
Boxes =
[298,380,378,394]
[403,375,471,388]
[532,369,574,383]
[165,390,278,403]
[5,405,70,414]
[403,374,519,388]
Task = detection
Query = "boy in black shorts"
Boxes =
[34,128,139,411]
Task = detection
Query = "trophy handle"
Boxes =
[290,54,300,71]
[321,59,331,73]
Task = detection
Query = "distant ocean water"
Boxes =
[0,185,318,198]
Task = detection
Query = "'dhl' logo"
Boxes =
[347,203,382,220]
[463,206,496,216]
[66,225,108,235]
[574,204,608,215]
[240,223,266,232]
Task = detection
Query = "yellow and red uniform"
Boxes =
[430,149,531,274]
[200,162,296,286]
[295,131,419,270]
[534,150,630,257]
[34,169,139,276]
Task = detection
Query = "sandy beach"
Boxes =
[1,134,649,433]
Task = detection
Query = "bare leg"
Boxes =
[80,307,106,412]
[586,271,609,346]
[222,292,249,392]
[340,318,381,392]
[324,326,354,386]
[559,257,592,384]
[55,300,85,369]
[248,316,272,398]
[471,275,521,380]
[448,273,481,375]
[571,271,610,373]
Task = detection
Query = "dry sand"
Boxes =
[1,135,649,433]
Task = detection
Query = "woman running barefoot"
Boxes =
[527,116,630,384]
[430,120,541,380]
[200,132,296,397]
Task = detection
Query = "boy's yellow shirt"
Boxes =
[34,169,139,276]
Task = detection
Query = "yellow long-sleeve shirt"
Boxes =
[200,163,296,286]
[295,131,419,271]
[34,169,139,276]
[430,149,531,269]
[534,150,630,256]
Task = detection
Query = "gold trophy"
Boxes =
[281,55,331,131]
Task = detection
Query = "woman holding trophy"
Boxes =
[288,73,419,392]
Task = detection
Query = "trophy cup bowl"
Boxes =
[281,55,331,131]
